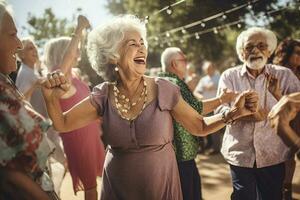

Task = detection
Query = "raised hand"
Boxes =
[265,72,282,100]
[219,88,239,104]
[42,71,70,99]
[76,15,91,32]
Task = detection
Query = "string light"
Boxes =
[222,14,227,19]
[166,6,173,15]
[148,0,259,40]
[144,16,150,24]
[166,32,170,37]
[150,2,295,47]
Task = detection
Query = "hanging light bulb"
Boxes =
[247,3,253,10]
[181,28,187,34]
[154,37,159,41]
[222,14,227,20]
[159,43,164,48]
[201,22,206,28]
[195,33,200,40]
[166,32,170,37]
[166,6,173,15]
[180,39,184,43]
[167,41,172,46]
[213,28,218,34]
[237,23,242,28]
[144,16,150,24]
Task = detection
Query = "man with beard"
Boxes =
[215,27,300,200]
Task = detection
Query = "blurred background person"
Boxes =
[0,1,56,199]
[185,62,200,92]
[273,38,300,80]
[43,15,105,200]
[273,38,300,200]
[194,61,223,155]
[16,37,66,196]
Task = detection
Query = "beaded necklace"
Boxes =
[113,78,148,121]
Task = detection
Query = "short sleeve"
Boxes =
[90,82,109,116]
[156,78,180,111]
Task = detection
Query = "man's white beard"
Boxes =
[245,55,267,70]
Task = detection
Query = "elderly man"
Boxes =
[216,27,300,200]
[159,47,237,200]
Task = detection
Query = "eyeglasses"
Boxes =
[244,43,268,52]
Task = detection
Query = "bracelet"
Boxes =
[222,109,234,125]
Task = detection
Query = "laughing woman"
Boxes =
[42,14,259,200]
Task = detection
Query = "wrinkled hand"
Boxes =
[265,72,282,100]
[268,93,300,128]
[77,15,91,31]
[233,90,259,118]
[41,71,70,99]
[219,88,239,104]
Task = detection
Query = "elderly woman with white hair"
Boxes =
[42,14,259,200]
[215,27,300,200]
[43,15,105,200]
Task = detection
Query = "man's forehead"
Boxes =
[245,33,267,44]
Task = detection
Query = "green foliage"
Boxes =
[25,8,74,48]
[106,0,299,72]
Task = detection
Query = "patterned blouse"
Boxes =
[0,73,52,176]
[159,72,203,161]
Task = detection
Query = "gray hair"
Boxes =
[161,47,182,72]
[0,1,12,31]
[87,14,147,82]
[17,36,35,60]
[236,27,277,62]
[43,37,71,71]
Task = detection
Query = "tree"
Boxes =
[106,0,299,72]
[25,8,74,48]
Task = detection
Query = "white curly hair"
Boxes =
[236,27,277,62]
[87,14,147,81]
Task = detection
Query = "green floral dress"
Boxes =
[159,72,203,161]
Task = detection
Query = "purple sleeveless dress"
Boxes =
[59,76,105,193]
[90,78,183,200]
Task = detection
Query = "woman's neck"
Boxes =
[118,76,143,97]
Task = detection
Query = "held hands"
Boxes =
[41,71,70,99]
[233,90,259,119]
[219,88,239,104]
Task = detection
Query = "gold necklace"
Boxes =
[113,78,148,121]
